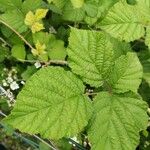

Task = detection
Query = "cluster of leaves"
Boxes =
[0,0,150,150]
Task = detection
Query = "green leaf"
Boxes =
[62,2,85,22]
[67,28,114,87]
[3,67,92,139]
[88,92,148,150]
[111,38,132,59]
[22,0,43,13]
[70,0,84,8]
[84,1,98,17]
[49,0,67,10]
[139,80,150,102]
[0,0,22,12]
[21,66,37,81]
[98,1,145,42]
[11,44,26,60]
[145,27,150,49]
[135,0,150,23]
[138,49,150,85]
[141,59,150,86]
[32,32,56,50]
[48,40,67,60]
[0,10,27,33]
[39,142,51,150]
[108,52,143,93]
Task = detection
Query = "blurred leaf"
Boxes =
[2,123,14,136]
[0,0,22,12]
[11,44,26,60]
[0,10,27,33]
[21,66,37,81]
[22,0,43,13]
[0,46,9,62]
[48,40,67,60]
[39,142,51,150]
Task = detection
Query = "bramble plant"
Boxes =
[0,0,150,150]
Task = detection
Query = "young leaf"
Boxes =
[98,1,145,41]
[70,0,84,8]
[32,32,56,46]
[108,52,143,93]
[24,9,48,33]
[67,28,114,87]
[88,92,148,150]
[11,44,26,60]
[3,67,92,139]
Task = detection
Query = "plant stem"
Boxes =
[18,58,68,66]
[0,19,34,50]
[0,20,68,66]
[0,37,11,47]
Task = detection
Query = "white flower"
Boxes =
[83,141,87,147]
[6,77,13,83]
[3,68,8,71]
[13,75,18,80]
[10,81,19,90]
[3,82,8,87]
[8,72,12,77]
[34,61,41,68]
[12,68,17,73]
[2,80,8,87]
[21,81,25,85]
[49,26,57,34]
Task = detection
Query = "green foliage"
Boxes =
[11,44,26,60]
[108,53,143,93]
[88,92,148,150]
[98,1,145,42]
[67,28,114,87]
[0,46,9,62]
[0,0,22,12]
[3,67,92,139]
[0,0,150,149]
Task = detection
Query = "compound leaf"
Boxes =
[88,92,148,150]
[3,67,92,139]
